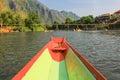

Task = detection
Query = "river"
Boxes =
[0,30,120,80]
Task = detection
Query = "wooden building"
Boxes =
[95,13,111,23]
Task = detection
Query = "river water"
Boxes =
[0,30,120,80]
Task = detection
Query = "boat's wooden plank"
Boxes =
[49,60,59,80]
[22,49,52,80]
[66,42,107,80]
[65,48,96,80]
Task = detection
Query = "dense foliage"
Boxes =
[80,15,95,24]
[0,11,42,30]
[0,12,15,25]
[64,15,95,24]
[65,17,73,24]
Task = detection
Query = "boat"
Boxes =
[74,29,82,32]
[12,37,107,80]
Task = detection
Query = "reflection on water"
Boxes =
[0,31,120,80]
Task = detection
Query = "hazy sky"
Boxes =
[39,0,120,17]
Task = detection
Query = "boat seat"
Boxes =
[51,42,67,53]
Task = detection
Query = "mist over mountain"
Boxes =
[0,0,80,24]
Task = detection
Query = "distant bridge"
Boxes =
[53,24,110,30]
[1,20,120,31]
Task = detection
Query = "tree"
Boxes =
[15,15,22,25]
[54,21,59,24]
[25,12,40,31]
[0,11,15,25]
[26,13,40,24]
[81,15,95,24]
[65,17,73,24]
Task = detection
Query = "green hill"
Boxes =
[0,0,79,24]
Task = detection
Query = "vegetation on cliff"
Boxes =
[0,0,80,32]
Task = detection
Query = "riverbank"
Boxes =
[1,27,120,33]
[0,27,13,33]
[0,26,46,33]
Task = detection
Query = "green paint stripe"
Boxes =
[49,60,68,80]
[59,60,68,80]
[65,48,96,80]
[22,49,52,80]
